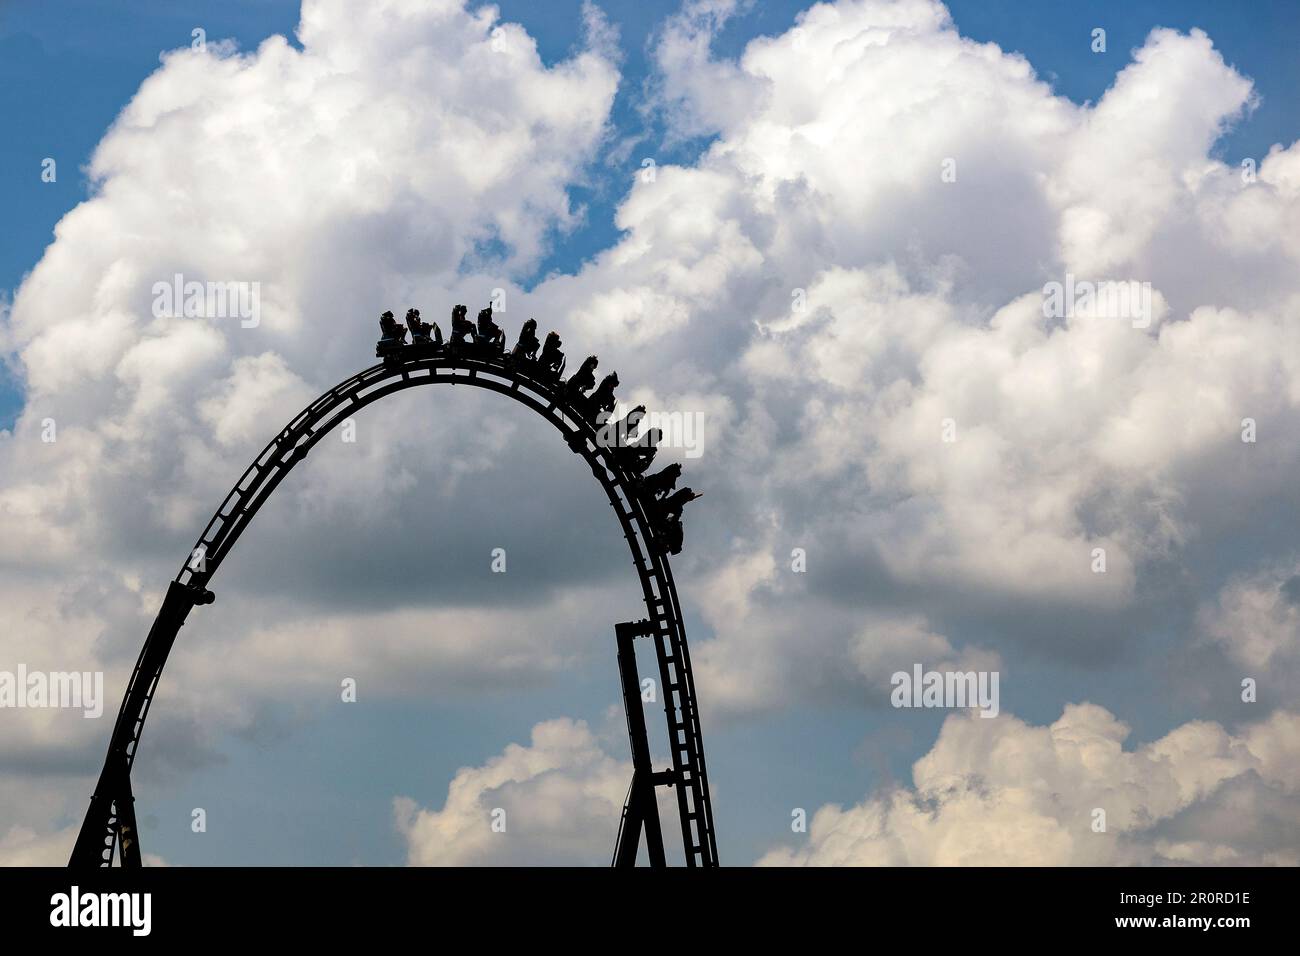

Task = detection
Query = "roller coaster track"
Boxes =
[69,339,718,868]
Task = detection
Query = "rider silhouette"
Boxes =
[513,318,540,361]
[405,308,441,346]
[450,304,475,345]
[379,310,407,343]
[539,331,565,377]
[477,304,505,350]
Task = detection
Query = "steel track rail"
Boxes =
[69,345,717,867]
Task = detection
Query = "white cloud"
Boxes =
[0,0,621,756]
[0,825,80,867]
[1,0,619,575]
[759,705,1300,866]
[394,718,632,865]
[1198,558,1300,672]
[0,823,168,867]
[650,0,760,143]
[0,3,637,867]
[197,353,316,449]
[689,544,999,715]
[527,0,1300,721]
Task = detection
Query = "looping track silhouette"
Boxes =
[70,344,718,868]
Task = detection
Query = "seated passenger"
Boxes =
[450,304,476,345]
[379,310,408,343]
[539,331,565,378]
[653,485,700,555]
[621,427,661,475]
[405,308,441,346]
[512,319,540,361]
[587,372,619,422]
[640,462,682,499]
[477,305,506,351]
[596,403,643,451]
[661,515,685,555]
[660,486,701,519]
[566,356,599,398]
[617,405,646,443]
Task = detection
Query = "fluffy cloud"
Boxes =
[0,0,622,761]
[394,717,635,865]
[1198,558,1300,673]
[689,545,998,715]
[0,825,82,867]
[760,705,1300,866]
[528,0,1300,721]
[2,0,619,562]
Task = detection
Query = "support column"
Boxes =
[69,580,201,867]
[612,620,666,868]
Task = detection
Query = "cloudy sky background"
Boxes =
[2,0,1299,865]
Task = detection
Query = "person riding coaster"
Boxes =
[405,308,441,346]
[660,514,686,555]
[378,310,408,344]
[652,485,700,556]
[449,304,476,346]
[618,426,661,476]
[659,486,702,520]
[477,304,506,351]
[594,403,644,452]
[370,303,699,554]
[640,462,682,499]
[566,355,598,401]
[512,318,540,362]
[618,404,646,436]
[538,331,565,378]
[586,372,619,424]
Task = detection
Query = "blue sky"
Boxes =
[2,1,1299,866]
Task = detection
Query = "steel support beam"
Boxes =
[613,620,666,868]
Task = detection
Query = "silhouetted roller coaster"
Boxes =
[70,304,718,868]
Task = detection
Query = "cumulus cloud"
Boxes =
[0,824,83,867]
[759,705,1300,866]
[394,717,636,865]
[0,0,622,761]
[689,545,999,715]
[1198,557,1300,672]
[2,0,619,562]
[649,0,760,142]
[527,0,1300,722]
